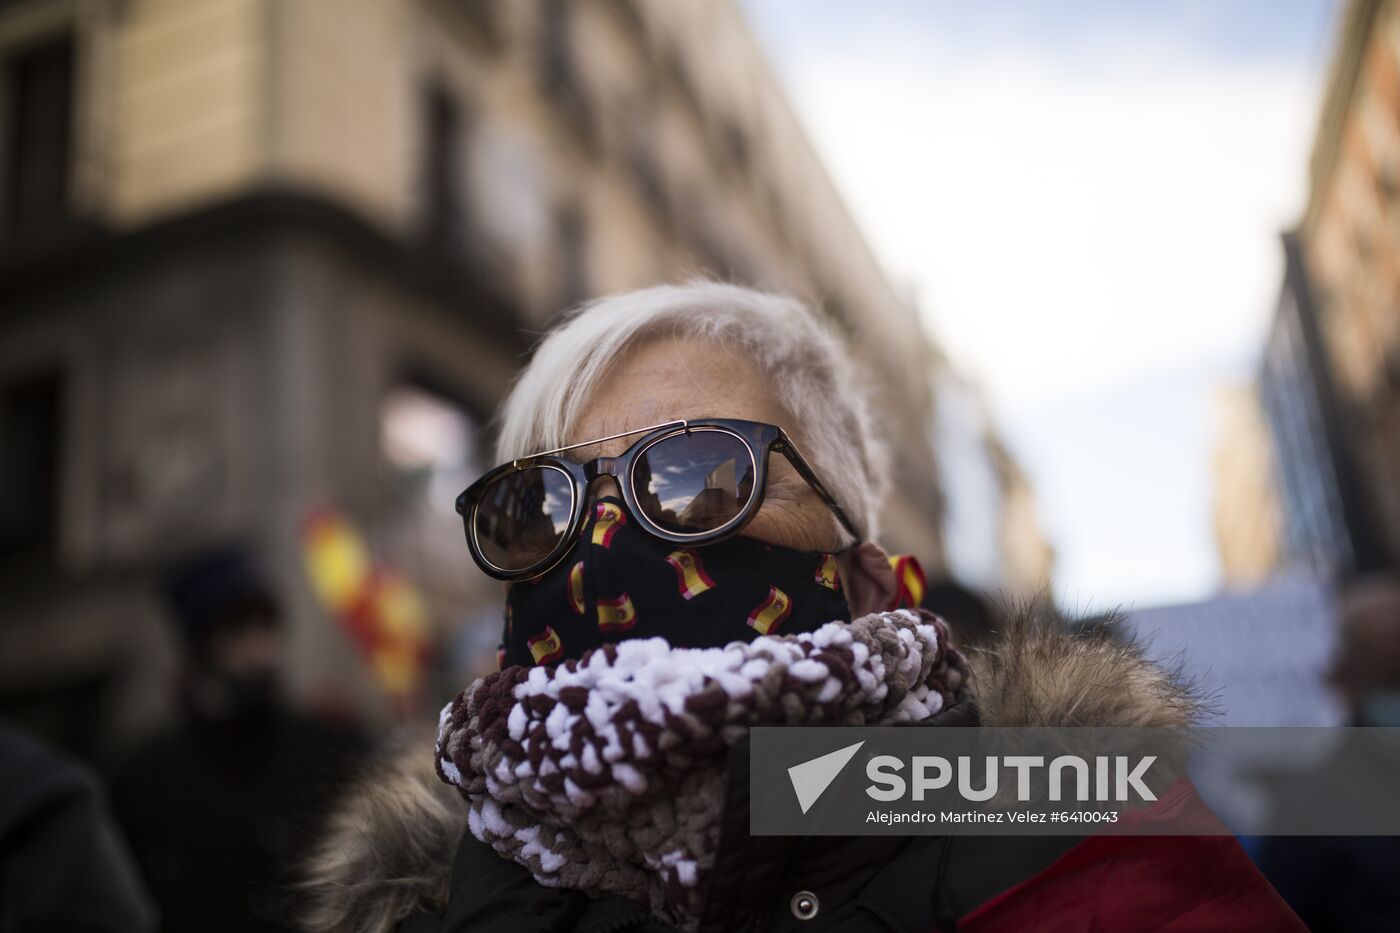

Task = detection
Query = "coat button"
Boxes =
[790,890,819,921]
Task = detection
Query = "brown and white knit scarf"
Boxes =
[434,608,967,927]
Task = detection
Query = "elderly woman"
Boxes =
[305,283,1300,932]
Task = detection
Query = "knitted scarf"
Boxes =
[434,608,967,927]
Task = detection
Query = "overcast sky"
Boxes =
[743,0,1336,611]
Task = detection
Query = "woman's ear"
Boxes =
[837,541,900,618]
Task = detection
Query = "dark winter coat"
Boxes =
[303,608,1304,933]
[0,725,155,933]
[111,708,364,933]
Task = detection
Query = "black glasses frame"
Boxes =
[456,417,862,581]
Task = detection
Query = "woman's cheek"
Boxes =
[749,497,838,551]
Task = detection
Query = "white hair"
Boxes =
[493,281,888,543]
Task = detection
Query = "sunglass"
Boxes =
[456,418,861,580]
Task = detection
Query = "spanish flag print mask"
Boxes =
[500,496,854,667]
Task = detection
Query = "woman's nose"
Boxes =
[590,476,622,501]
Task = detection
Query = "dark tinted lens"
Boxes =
[473,466,574,571]
[632,429,756,534]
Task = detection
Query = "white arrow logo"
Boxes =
[788,741,865,814]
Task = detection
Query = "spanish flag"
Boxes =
[666,549,717,600]
[302,508,372,615]
[597,593,637,632]
[814,553,841,591]
[300,505,432,703]
[528,626,564,665]
[568,560,586,614]
[747,585,793,635]
[367,570,431,697]
[591,501,626,547]
[887,554,927,609]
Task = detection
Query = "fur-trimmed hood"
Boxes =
[301,606,1200,933]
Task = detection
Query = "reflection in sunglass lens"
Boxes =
[632,430,756,534]
[473,466,574,571]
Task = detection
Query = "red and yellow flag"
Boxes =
[814,553,842,591]
[366,569,431,697]
[302,508,372,615]
[301,506,432,703]
[592,501,626,547]
[597,593,637,632]
[747,585,793,635]
[887,554,927,610]
[528,626,564,665]
[568,560,586,614]
[666,549,717,600]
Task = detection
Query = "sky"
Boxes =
[742,0,1337,611]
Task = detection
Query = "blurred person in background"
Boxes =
[1254,574,1400,932]
[302,283,1301,932]
[110,546,366,933]
[0,723,154,932]
[1331,576,1400,729]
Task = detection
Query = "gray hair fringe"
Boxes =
[493,281,889,544]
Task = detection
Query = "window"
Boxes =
[626,101,671,228]
[538,0,572,91]
[537,0,596,149]
[556,202,588,310]
[721,117,751,178]
[3,35,74,233]
[0,369,64,561]
[380,382,482,514]
[455,0,503,50]
[422,80,465,250]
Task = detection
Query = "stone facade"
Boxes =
[0,0,1040,742]
[1213,384,1285,587]
[1298,0,1400,570]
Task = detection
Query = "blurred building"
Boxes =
[0,0,1018,744]
[990,437,1054,597]
[1229,0,1398,587]
[1212,384,1284,586]
[1253,233,1385,582]
[1292,0,1400,572]
[932,366,1053,596]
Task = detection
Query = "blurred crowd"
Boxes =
[3,547,367,932]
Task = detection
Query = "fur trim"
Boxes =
[299,606,1202,933]
[968,603,1203,729]
[299,733,465,933]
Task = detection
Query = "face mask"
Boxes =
[501,496,853,667]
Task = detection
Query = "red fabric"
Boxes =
[955,780,1306,932]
